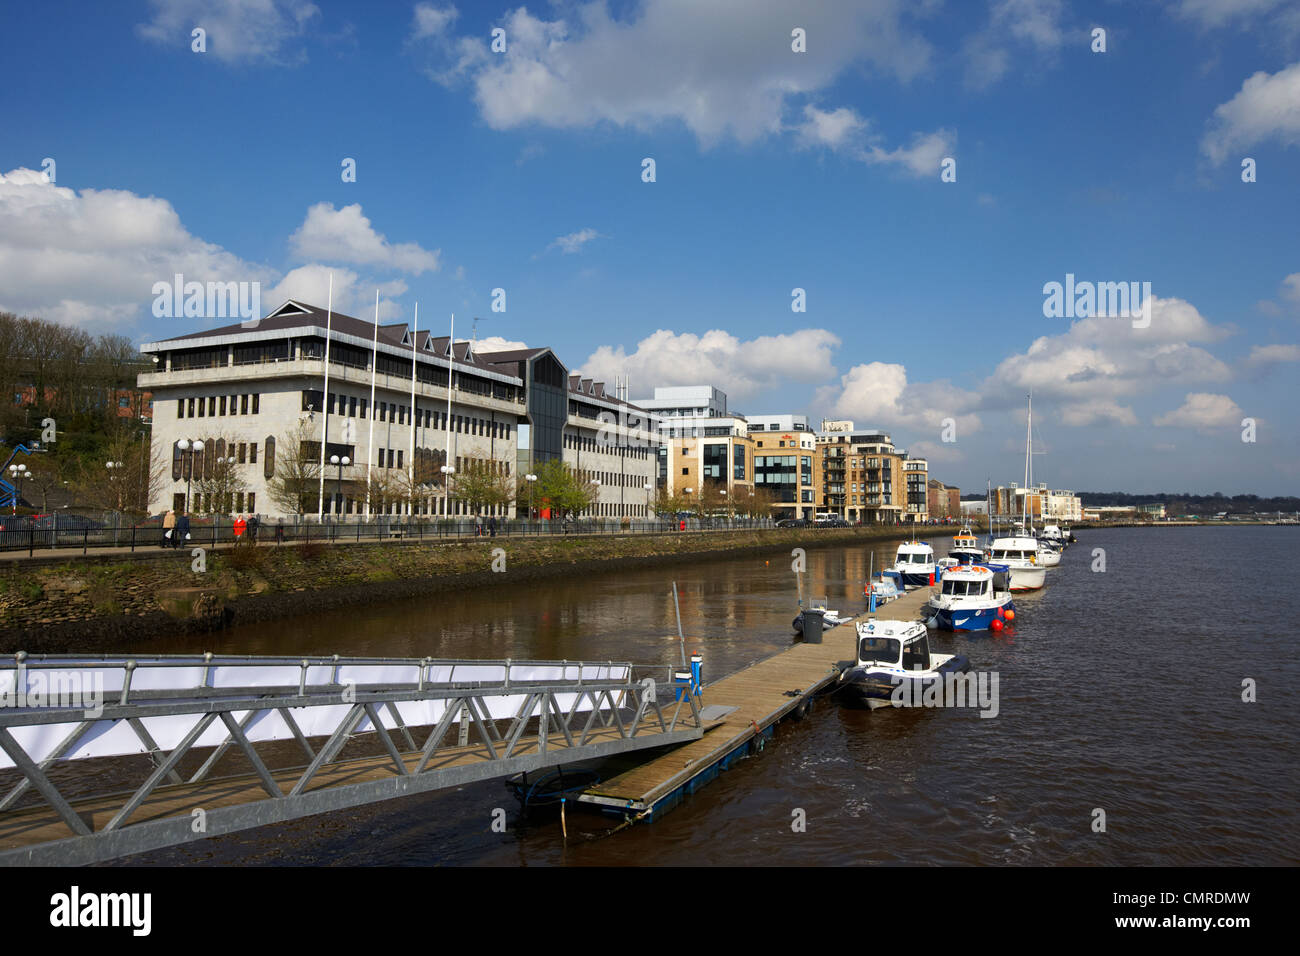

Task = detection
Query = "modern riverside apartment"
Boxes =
[137,300,661,520]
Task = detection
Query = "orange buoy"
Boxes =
[1004,609,1015,621]
[991,618,1004,632]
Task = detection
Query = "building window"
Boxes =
[264,437,275,479]
[240,395,248,415]
[247,492,255,513]
[252,394,259,414]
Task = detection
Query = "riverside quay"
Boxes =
[138,299,659,520]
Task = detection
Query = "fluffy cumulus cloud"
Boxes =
[1242,343,1300,366]
[1153,392,1245,428]
[137,0,320,64]
[579,327,840,402]
[0,167,274,328]
[1201,61,1300,164]
[414,1,946,170]
[473,335,530,353]
[987,296,1234,425]
[264,266,408,321]
[0,168,432,328]
[290,203,441,274]
[815,362,984,436]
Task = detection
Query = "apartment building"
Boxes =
[815,421,905,523]
[139,300,660,519]
[904,457,929,522]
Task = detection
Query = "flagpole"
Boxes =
[409,301,418,517]
[444,313,454,518]
[364,290,379,518]
[316,273,333,520]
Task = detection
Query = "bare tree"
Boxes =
[265,417,322,515]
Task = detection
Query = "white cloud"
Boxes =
[1201,61,1300,164]
[580,327,840,402]
[814,362,984,435]
[1173,0,1288,28]
[1242,343,1300,366]
[989,296,1233,412]
[963,0,1067,91]
[420,1,937,148]
[794,105,953,176]
[0,166,273,329]
[547,228,602,254]
[411,3,458,40]
[290,203,441,275]
[474,336,530,353]
[1153,392,1245,428]
[137,0,320,64]
[266,266,407,320]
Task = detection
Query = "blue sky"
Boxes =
[2,0,1298,494]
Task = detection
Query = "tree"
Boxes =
[72,427,165,514]
[265,417,321,515]
[452,459,514,516]
[533,458,596,519]
[653,485,687,518]
[191,454,248,516]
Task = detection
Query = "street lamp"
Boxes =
[7,463,27,515]
[105,459,125,515]
[525,473,537,519]
[176,439,204,514]
[329,455,351,517]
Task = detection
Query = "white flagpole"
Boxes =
[316,273,333,519]
[409,301,418,517]
[365,289,378,518]
[444,313,454,517]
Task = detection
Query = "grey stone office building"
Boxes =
[138,300,660,520]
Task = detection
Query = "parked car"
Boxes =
[775,518,808,528]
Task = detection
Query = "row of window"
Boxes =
[177,394,260,419]
[576,469,650,488]
[171,438,268,481]
[564,433,653,459]
[302,391,514,440]
[191,492,257,514]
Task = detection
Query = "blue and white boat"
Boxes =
[924,563,1016,631]
[838,619,970,709]
[948,526,986,565]
[889,540,936,588]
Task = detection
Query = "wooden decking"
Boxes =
[580,585,935,813]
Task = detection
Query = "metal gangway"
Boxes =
[0,652,710,865]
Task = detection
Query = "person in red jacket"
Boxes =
[233,514,247,545]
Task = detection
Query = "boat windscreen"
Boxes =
[858,637,900,664]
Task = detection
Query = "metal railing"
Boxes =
[0,652,705,865]
[0,512,778,555]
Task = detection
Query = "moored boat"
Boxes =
[838,619,970,709]
[987,534,1047,590]
[949,526,987,565]
[890,540,936,588]
[925,563,1016,631]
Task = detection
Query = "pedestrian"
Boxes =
[475,514,483,537]
[247,514,259,545]
[162,509,176,548]
[233,514,246,545]
[175,511,190,549]
[275,517,284,544]
[488,515,497,538]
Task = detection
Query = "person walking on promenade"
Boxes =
[247,514,259,546]
[475,514,483,537]
[275,517,284,545]
[233,514,246,546]
[162,509,176,548]
[488,515,497,538]
[174,511,190,549]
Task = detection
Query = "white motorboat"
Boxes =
[890,540,936,588]
[837,619,971,709]
[987,534,1047,590]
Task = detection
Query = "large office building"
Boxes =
[138,300,660,520]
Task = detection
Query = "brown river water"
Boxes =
[111,526,1298,866]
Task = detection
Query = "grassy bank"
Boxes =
[0,526,923,653]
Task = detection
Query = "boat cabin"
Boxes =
[855,620,932,671]
[940,567,995,598]
[894,542,934,565]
